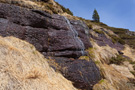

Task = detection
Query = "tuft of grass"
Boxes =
[128,60,135,64]
[87,47,95,59]
[79,56,89,61]
[93,29,104,34]
[109,55,127,65]
[46,4,58,14]
[94,61,100,64]
[98,79,105,84]
[87,24,93,29]
[109,34,125,44]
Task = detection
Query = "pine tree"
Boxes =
[92,9,100,22]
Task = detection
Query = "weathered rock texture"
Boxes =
[0,2,101,90]
[0,3,89,58]
[90,28,124,51]
[48,57,101,90]
[0,36,77,90]
[89,34,135,90]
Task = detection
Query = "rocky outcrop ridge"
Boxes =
[0,3,91,58]
[0,2,101,90]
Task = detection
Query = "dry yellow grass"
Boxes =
[93,63,135,90]
[0,0,40,9]
[0,0,63,14]
[90,40,118,64]
[89,40,135,90]
[0,36,77,90]
[122,45,135,61]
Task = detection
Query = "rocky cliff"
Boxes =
[0,0,135,90]
[0,1,101,90]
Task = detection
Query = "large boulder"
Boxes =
[48,57,101,90]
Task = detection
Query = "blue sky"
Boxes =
[55,0,135,31]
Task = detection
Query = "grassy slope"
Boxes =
[78,17,135,48]
[0,0,73,15]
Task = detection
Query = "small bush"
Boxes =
[87,24,93,29]
[87,48,95,59]
[98,79,105,84]
[94,61,100,64]
[109,55,127,65]
[79,56,89,61]
[65,8,73,16]
[109,35,125,45]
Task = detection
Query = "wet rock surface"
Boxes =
[70,20,92,49]
[0,3,101,89]
[0,3,88,57]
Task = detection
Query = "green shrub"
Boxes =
[109,55,127,65]
[98,79,105,84]
[65,8,73,16]
[87,47,95,59]
[79,56,89,61]
[128,60,135,64]
[94,61,100,64]
[109,35,125,45]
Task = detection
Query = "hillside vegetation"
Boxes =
[0,0,73,15]
[0,36,77,90]
[0,0,135,90]
[78,17,135,48]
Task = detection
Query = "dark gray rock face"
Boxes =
[0,3,86,57]
[47,57,101,90]
[70,20,92,49]
[90,30,124,51]
[0,3,101,89]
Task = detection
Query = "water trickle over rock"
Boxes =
[64,16,85,56]
[0,2,101,90]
